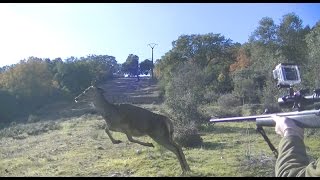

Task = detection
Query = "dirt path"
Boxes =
[101,77,161,105]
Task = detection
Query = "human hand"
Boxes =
[272,115,304,139]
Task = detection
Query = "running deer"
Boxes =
[74,85,191,174]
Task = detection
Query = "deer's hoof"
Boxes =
[180,170,191,177]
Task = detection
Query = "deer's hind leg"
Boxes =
[105,127,122,144]
[150,134,191,173]
[126,134,154,147]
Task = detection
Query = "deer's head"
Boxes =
[74,85,105,103]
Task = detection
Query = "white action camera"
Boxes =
[273,63,301,87]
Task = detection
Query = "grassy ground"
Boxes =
[1,111,320,177]
[1,77,319,177]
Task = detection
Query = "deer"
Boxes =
[74,84,191,174]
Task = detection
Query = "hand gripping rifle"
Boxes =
[209,63,320,158]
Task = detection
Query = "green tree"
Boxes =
[249,17,278,46]
[122,54,140,80]
[53,54,116,96]
[156,33,236,95]
[0,57,55,98]
[248,16,281,73]
[305,21,320,88]
[139,59,153,75]
[0,57,57,118]
[277,13,310,66]
[86,54,117,81]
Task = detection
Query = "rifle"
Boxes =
[210,109,320,128]
[210,109,320,158]
[209,63,320,158]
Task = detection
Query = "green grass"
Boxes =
[2,113,318,177]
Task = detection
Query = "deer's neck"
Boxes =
[93,91,120,118]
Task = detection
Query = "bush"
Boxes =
[241,104,265,116]
[217,93,241,108]
[0,121,62,139]
[203,89,220,103]
[206,93,242,118]
[162,63,206,147]
[209,106,242,118]
[164,62,207,124]
[174,121,203,148]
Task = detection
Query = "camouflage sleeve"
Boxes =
[275,136,320,177]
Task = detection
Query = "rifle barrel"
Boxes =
[210,109,320,124]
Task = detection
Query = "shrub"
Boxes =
[217,93,241,108]
[174,121,203,148]
[210,106,242,118]
[0,121,62,139]
[241,104,265,116]
[164,62,207,124]
[203,89,220,103]
[207,93,242,118]
[163,63,206,147]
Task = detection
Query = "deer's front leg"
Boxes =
[126,134,154,147]
[105,127,122,144]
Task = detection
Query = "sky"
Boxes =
[0,3,319,67]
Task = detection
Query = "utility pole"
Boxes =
[148,43,157,79]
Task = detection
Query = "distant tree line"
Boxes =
[0,55,119,123]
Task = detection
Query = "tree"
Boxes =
[156,33,236,96]
[0,53,119,122]
[248,16,281,73]
[0,57,57,118]
[139,59,153,75]
[0,57,55,98]
[53,54,117,96]
[249,17,278,46]
[229,44,251,72]
[122,54,140,81]
[277,13,310,66]
[86,54,117,81]
[305,21,320,87]
[171,33,234,68]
